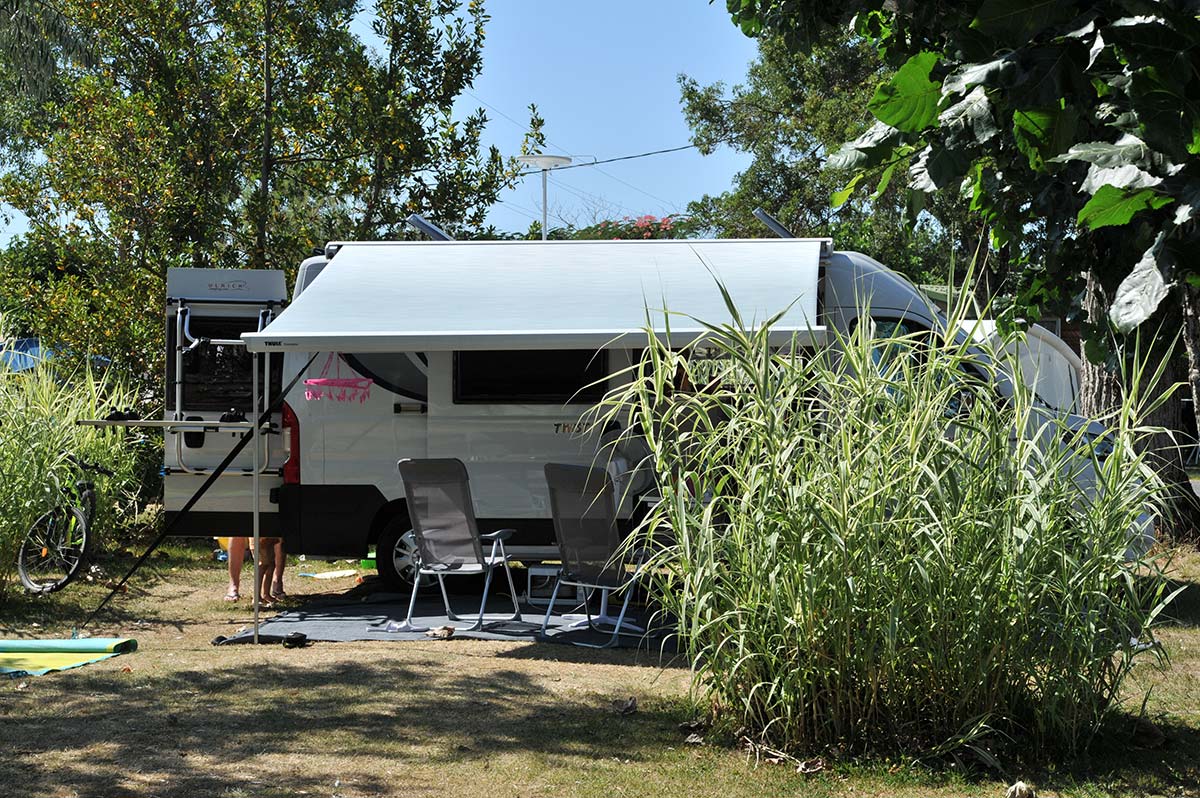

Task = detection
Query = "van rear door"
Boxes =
[163,268,288,536]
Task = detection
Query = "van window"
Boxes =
[342,353,428,402]
[454,350,609,404]
[166,316,283,412]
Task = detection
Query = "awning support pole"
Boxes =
[252,349,261,643]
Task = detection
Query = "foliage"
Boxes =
[0,0,544,394]
[594,290,1174,759]
[720,1,1200,331]
[678,33,980,285]
[572,214,701,240]
[0,359,144,595]
[0,235,162,389]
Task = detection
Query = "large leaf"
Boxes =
[1110,233,1171,332]
[910,143,969,192]
[942,55,1018,95]
[1012,107,1078,170]
[939,86,999,144]
[971,0,1075,41]
[827,121,901,170]
[868,51,940,133]
[1076,184,1173,230]
[1052,135,1154,169]
[831,173,864,208]
[1080,163,1161,195]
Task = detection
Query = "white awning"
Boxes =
[242,239,826,352]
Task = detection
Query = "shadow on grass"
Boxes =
[0,538,230,636]
[1162,577,1200,627]
[1027,716,1200,797]
[1,657,690,797]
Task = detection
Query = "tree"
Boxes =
[0,0,542,384]
[0,1,90,100]
[722,0,1200,537]
[678,33,981,285]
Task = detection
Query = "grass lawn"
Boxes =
[1,540,1198,798]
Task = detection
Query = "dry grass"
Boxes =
[1,540,1198,798]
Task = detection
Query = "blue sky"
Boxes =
[2,2,759,242]
[448,1,759,233]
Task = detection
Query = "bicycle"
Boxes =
[17,454,114,594]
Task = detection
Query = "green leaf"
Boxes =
[868,52,940,133]
[942,56,1017,96]
[1076,185,1173,230]
[1080,164,1160,195]
[1012,107,1078,170]
[827,121,901,170]
[971,0,1073,41]
[871,161,898,200]
[939,86,998,144]
[1110,233,1170,332]
[831,173,863,208]
[910,144,969,193]
[1052,136,1154,169]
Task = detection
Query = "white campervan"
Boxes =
[163,238,1139,588]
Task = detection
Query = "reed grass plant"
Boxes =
[595,293,1177,760]
[0,359,142,592]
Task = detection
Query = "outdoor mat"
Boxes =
[219,592,670,650]
[0,638,138,678]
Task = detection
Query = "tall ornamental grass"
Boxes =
[595,300,1176,759]
[0,359,142,593]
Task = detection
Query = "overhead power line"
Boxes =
[516,144,697,177]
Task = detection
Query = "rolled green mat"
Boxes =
[0,638,137,654]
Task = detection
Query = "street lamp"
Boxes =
[517,154,572,240]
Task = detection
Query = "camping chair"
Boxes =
[391,458,522,633]
[541,463,645,648]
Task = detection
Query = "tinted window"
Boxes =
[342,352,428,402]
[166,316,283,412]
[454,350,609,404]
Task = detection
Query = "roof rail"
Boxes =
[406,213,454,241]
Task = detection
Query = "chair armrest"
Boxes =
[481,528,516,542]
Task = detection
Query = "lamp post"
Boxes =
[517,154,572,240]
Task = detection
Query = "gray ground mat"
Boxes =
[219,588,668,650]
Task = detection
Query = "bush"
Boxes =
[0,360,143,595]
[596,300,1176,760]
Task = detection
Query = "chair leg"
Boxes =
[464,565,495,632]
[438,575,462,621]
[386,574,430,633]
[501,561,522,621]
[573,587,636,649]
[539,578,562,639]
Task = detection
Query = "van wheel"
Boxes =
[376,517,435,593]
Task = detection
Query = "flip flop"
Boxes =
[223,589,240,602]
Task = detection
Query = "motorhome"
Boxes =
[162,238,1140,588]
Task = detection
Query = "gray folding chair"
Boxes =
[541,463,644,648]
[391,458,522,633]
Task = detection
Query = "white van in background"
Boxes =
[163,238,1140,588]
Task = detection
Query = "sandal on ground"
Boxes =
[223,589,240,602]
[271,584,287,600]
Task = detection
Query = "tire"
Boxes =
[17,505,90,594]
[375,515,436,593]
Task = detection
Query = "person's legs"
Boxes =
[270,539,286,598]
[255,539,276,607]
[225,537,246,600]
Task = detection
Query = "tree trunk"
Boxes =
[253,0,273,270]
[1078,272,1123,417]
[1079,271,1200,543]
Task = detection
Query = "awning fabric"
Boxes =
[242,239,826,352]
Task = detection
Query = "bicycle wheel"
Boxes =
[17,505,90,594]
